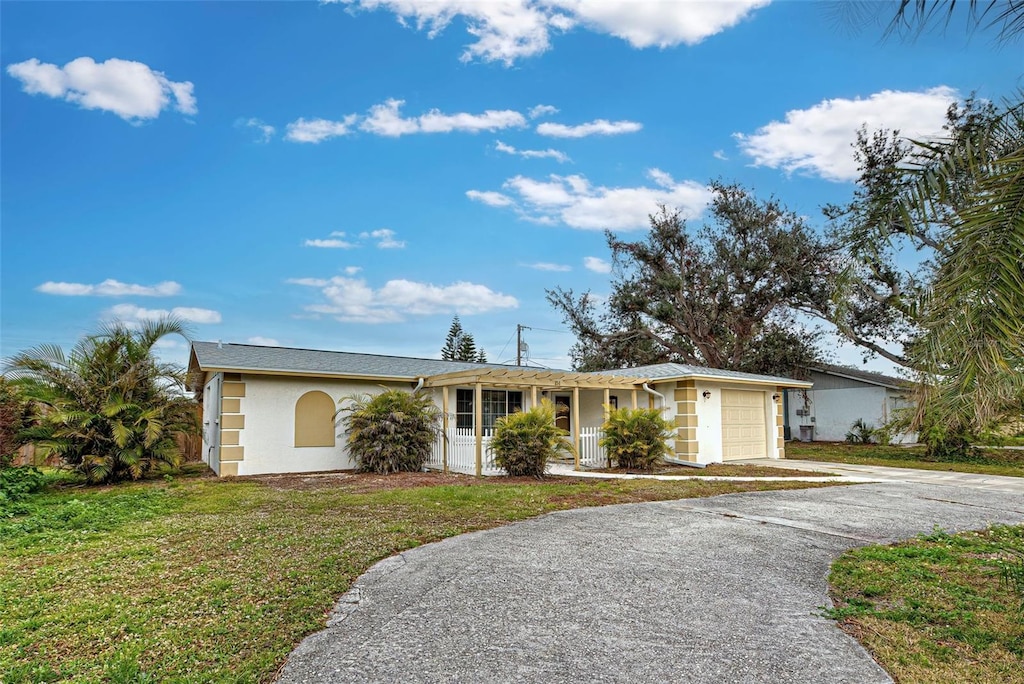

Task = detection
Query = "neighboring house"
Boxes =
[783,364,918,444]
[187,341,811,477]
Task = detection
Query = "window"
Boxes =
[295,391,336,447]
[455,388,523,431]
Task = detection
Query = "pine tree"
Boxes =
[441,316,487,362]
[457,334,478,362]
[441,316,466,361]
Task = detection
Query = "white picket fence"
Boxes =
[428,427,503,476]
[428,425,608,474]
[578,426,608,468]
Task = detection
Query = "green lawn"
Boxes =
[828,525,1024,684]
[1,469,830,682]
[786,441,1024,478]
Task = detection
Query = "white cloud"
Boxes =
[285,115,358,143]
[236,117,275,143]
[304,238,358,248]
[36,279,182,297]
[469,168,711,230]
[735,86,959,182]
[106,303,222,325]
[344,266,363,275]
[6,57,196,121]
[583,256,612,274]
[529,104,559,119]
[359,228,406,248]
[290,276,518,323]
[333,1,767,65]
[523,262,571,272]
[246,336,280,346]
[286,277,330,287]
[495,139,569,163]
[360,98,526,136]
[551,0,769,48]
[536,118,642,138]
[713,149,728,161]
[465,189,516,207]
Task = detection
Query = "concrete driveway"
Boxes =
[278,478,1024,683]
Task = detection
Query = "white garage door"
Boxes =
[721,389,767,460]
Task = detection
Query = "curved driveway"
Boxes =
[279,478,1024,683]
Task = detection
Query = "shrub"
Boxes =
[339,389,441,474]
[845,419,876,444]
[490,400,573,478]
[0,466,47,507]
[918,410,976,460]
[600,407,674,471]
[0,378,33,468]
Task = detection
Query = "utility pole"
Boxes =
[516,324,531,366]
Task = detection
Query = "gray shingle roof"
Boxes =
[806,363,909,390]
[190,341,527,380]
[189,341,808,387]
[593,362,809,386]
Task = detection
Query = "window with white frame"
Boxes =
[455,389,523,430]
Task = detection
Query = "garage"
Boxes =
[721,389,767,460]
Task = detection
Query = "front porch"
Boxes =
[422,367,649,476]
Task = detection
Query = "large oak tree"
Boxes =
[548,182,831,377]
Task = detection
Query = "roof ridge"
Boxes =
[193,340,517,368]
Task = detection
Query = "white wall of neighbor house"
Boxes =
[693,381,780,464]
[235,375,413,476]
[787,386,917,443]
[201,373,222,475]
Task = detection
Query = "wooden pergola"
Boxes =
[424,368,650,475]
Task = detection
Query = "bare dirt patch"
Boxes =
[243,470,581,493]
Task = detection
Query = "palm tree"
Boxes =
[894,96,1024,436]
[4,317,198,483]
[887,0,1024,42]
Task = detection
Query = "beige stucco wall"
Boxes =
[232,375,415,476]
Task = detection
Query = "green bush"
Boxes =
[600,407,674,471]
[845,419,876,444]
[339,389,441,474]
[489,400,573,478]
[0,466,47,507]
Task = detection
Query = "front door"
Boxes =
[554,395,571,432]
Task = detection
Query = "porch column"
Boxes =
[474,382,483,476]
[631,388,638,409]
[531,385,538,408]
[603,387,611,468]
[572,386,581,471]
[442,386,450,474]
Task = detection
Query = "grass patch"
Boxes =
[1,469,831,682]
[787,441,1024,478]
[828,525,1024,684]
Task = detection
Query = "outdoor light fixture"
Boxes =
[702,390,711,399]
[772,393,781,401]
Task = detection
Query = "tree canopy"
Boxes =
[549,182,830,377]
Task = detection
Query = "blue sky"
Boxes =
[2,1,1019,373]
